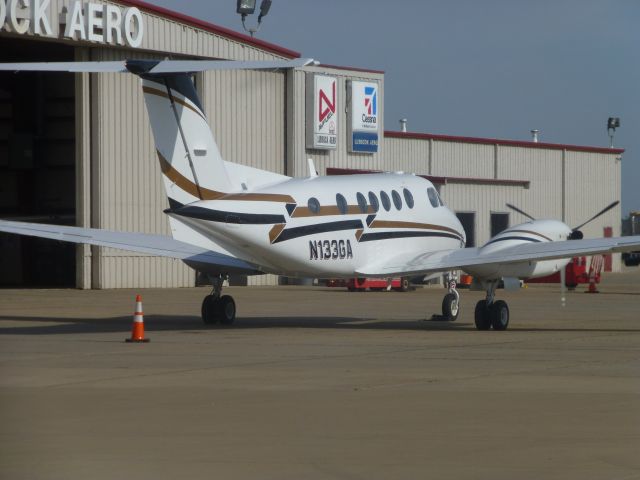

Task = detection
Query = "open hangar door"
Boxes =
[0,39,76,287]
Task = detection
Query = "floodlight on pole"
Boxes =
[607,117,620,148]
[237,0,272,37]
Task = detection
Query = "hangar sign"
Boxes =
[0,0,144,48]
[347,80,379,153]
[306,73,337,150]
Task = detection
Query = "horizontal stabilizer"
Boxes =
[0,58,316,74]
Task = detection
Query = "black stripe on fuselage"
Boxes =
[359,231,462,242]
[273,220,364,244]
[169,205,286,224]
[485,235,542,246]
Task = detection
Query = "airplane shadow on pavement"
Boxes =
[0,314,638,335]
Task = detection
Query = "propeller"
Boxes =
[505,200,619,307]
[505,203,536,221]
[506,201,620,240]
[568,200,620,239]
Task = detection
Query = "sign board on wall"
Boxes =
[0,0,144,48]
[347,80,379,153]
[305,73,337,150]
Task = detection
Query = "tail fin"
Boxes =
[138,70,233,206]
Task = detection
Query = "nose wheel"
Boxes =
[201,275,236,325]
[439,272,460,321]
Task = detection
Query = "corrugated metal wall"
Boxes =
[1,0,286,61]
[89,47,195,288]
[201,69,286,286]
[385,136,622,270]
[55,1,290,288]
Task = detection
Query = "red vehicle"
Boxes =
[326,277,411,292]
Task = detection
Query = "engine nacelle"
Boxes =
[465,219,573,281]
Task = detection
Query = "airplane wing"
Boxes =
[356,236,640,277]
[0,220,260,275]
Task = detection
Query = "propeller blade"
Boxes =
[573,201,620,231]
[506,203,536,221]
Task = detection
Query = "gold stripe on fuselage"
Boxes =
[368,220,464,239]
[502,229,552,242]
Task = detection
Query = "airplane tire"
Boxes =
[442,293,459,321]
[490,300,509,331]
[217,295,236,325]
[474,300,491,330]
[201,295,219,325]
[399,277,411,292]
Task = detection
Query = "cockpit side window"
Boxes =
[427,188,439,208]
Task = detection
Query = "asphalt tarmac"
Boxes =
[1,269,639,480]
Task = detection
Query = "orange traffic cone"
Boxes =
[126,294,150,343]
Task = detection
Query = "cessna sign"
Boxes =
[0,0,144,48]
[306,73,338,150]
[347,80,379,153]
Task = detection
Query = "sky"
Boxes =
[153,0,639,216]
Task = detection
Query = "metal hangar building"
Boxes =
[0,0,624,288]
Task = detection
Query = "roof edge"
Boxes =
[117,0,301,59]
[384,130,625,155]
[318,64,385,75]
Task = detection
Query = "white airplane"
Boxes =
[1,58,639,330]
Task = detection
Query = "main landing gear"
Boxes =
[438,274,510,330]
[201,275,236,325]
[474,280,509,331]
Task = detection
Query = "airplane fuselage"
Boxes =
[169,173,465,278]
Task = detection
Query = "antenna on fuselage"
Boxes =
[307,158,318,178]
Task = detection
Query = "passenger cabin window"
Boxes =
[427,188,439,208]
[308,197,320,214]
[403,188,414,208]
[380,191,391,211]
[356,192,368,213]
[336,193,348,214]
[391,190,402,210]
[368,191,379,212]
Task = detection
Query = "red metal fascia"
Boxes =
[116,0,301,59]
[384,130,625,155]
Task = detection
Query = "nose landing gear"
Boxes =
[474,280,509,331]
[441,272,460,321]
[201,275,236,325]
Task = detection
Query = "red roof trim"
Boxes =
[116,0,300,59]
[319,64,385,75]
[384,130,625,155]
[326,167,530,188]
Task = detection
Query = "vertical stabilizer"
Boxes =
[138,70,234,206]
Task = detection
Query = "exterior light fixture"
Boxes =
[607,117,620,148]
[237,0,272,37]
